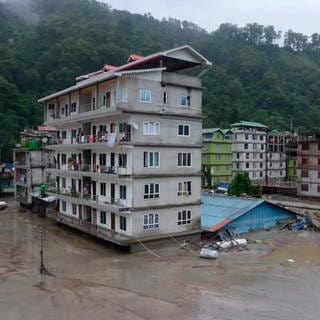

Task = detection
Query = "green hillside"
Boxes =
[1,0,320,160]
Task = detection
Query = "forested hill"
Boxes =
[1,0,320,160]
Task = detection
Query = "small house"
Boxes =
[201,194,297,235]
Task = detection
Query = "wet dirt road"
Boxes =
[1,199,320,320]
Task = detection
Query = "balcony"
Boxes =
[46,209,132,245]
[50,163,130,176]
[48,187,133,209]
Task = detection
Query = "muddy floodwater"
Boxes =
[1,199,320,320]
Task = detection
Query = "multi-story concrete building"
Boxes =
[286,134,298,181]
[202,128,232,186]
[231,121,268,182]
[13,128,57,205]
[297,134,320,197]
[266,131,287,183]
[38,45,211,248]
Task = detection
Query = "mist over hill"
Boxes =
[1,0,320,160]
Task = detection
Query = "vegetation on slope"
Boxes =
[1,0,320,160]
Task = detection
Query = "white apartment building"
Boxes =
[266,131,287,183]
[231,121,268,182]
[39,46,211,248]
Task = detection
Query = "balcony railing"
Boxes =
[49,187,132,208]
[46,209,131,243]
[51,163,129,175]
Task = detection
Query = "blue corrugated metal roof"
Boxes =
[201,194,264,231]
[201,194,296,233]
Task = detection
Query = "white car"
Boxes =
[0,201,8,210]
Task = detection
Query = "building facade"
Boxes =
[297,134,320,197]
[13,128,57,205]
[231,121,268,182]
[39,46,211,246]
[266,131,287,184]
[202,128,232,186]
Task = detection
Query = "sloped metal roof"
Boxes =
[201,194,265,232]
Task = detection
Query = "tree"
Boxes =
[228,173,262,197]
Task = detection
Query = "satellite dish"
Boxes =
[132,123,138,130]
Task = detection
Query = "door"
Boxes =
[111,212,115,230]
[111,183,115,204]
[92,181,96,201]
[92,153,96,172]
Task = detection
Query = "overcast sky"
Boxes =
[102,0,319,36]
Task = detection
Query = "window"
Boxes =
[180,95,191,107]
[280,170,283,176]
[317,185,320,193]
[301,169,309,178]
[144,152,160,167]
[62,201,66,212]
[178,124,190,136]
[244,143,248,149]
[163,91,168,104]
[99,154,106,166]
[246,162,249,168]
[72,204,77,215]
[177,210,191,225]
[106,91,111,108]
[178,181,191,196]
[118,123,127,133]
[260,153,263,159]
[143,121,160,135]
[120,185,127,199]
[144,183,160,199]
[215,155,221,161]
[302,158,308,165]
[71,102,77,113]
[139,89,151,102]
[260,135,264,141]
[260,163,263,168]
[301,184,309,191]
[61,177,66,188]
[246,153,249,159]
[261,144,264,150]
[100,211,106,224]
[100,183,106,196]
[178,153,192,167]
[260,171,263,177]
[120,216,127,231]
[119,154,127,168]
[252,134,257,140]
[62,154,67,165]
[143,213,159,230]
[237,153,240,159]
[302,142,309,151]
[245,134,249,140]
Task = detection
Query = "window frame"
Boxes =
[143,213,159,230]
[144,183,160,199]
[139,89,151,103]
[177,152,192,167]
[143,121,160,135]
[144,151,160,168]
[177,124,190,137]
[177,210,192,225]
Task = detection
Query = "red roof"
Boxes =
[127,54,144,63]
[38,125,57,131]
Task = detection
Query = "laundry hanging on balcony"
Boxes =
[107,133,116,147]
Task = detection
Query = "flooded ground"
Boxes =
[1,198,320,320]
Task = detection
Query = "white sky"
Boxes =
[102,0,319,36]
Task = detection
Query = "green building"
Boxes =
[202,128,233,187]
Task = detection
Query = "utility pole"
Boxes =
[39,228,54,277]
